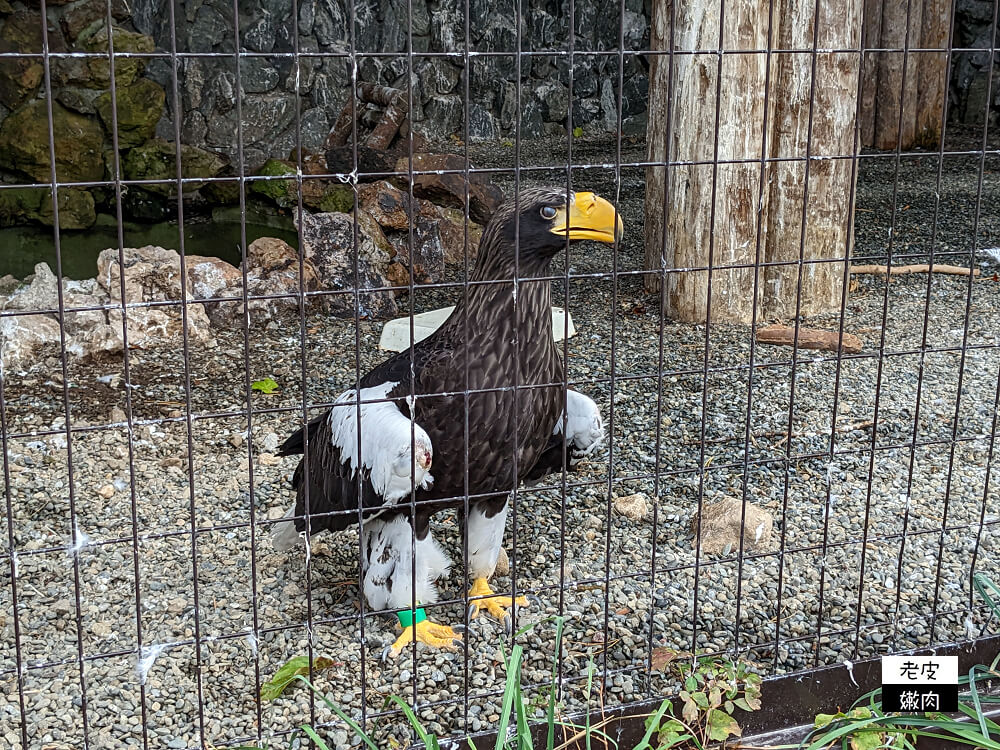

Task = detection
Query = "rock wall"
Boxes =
[0,0,650,228]
[128,0,651,168]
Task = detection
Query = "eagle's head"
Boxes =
[479,186,624,276]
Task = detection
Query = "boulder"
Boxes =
[52,26,154,89]
[96,246,215,349]
[184,254,244,326]
[357,180,413,230]
[691,497,775,556]
[37,188,97,229]
[249,158,357,212]
[249,158,298,207]
[96,78,166,148]
[0,100,105,182]
[62,278,121,357]
[0,186,95,228]
[4,261,58,312]
[56,87,103,114]
[393,152,503,223]
[243,236,322,323]
[357,180,482,266]
[186,237,330,327]
[0,312,61,373]
[0,11,45,109]
[388,215,444,284]
[430,205,482,265]
[0,263,119,371]
[121,138,227,195]
[83,26,155,88]
[0,187,45,227]
[296,211,397,319]
[318,184,355,213]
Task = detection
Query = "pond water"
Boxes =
[0,212,300,280]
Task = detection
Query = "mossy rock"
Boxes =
[0,186,95,228]
[319,184,355,213]
[0,100,104,182]
[96,78,166,148]
[0,11,44,108]
[54,26,154,88]
[249,158,298,207]
[0,186,43,226]
[37,188,96,228]
[121,137,227,195]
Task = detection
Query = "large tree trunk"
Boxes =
[762,0,863,320]
[860,0,952,149]
[645,0,864,323]
[643,0,769,323]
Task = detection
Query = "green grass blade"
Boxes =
[299,725,333,750]
[967,666,991,738]
[584,660,595,750]
[514,660,534,750]
[631,699,672,750]
[292,675,380,750]
[386,695,442,750]
[973,573,1000,621]
[546,616,565,750]
[495,644,524,750]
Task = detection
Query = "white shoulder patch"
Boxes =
[328,381,434,502]
[554,389,605,456]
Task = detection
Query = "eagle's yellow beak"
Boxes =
[550,192,624,244]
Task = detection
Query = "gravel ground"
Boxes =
[1,135,999,749]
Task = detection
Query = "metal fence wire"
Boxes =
[0,0,999,746]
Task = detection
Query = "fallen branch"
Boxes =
[756,324,863,354]
[851,263,980,277]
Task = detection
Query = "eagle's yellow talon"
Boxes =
[388,619,462,657]
[467,577,530,621]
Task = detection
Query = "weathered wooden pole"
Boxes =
[644,0,867,323]
[761,0,863,320]
[643,0,769,323]
[859,0,952,149]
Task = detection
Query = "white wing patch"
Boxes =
[553,389,605,459]
[329,381,434,502]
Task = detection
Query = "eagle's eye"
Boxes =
[540,205,557,220]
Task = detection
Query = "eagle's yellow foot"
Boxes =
[467,577,529,623]
[387,619,462,658]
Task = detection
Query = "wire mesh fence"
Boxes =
[0,0,998,747]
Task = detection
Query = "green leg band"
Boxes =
[397,607,427,628]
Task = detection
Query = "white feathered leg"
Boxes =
[270,502,302,552]
[362,514,450,610]
[362,514,460,657]
[467,498,509,580]
[466,497,528,628]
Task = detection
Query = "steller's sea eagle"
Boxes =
[272,186,623,657]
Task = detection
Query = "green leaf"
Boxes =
[706,709,742,742]
[691,691,710,709]
[572,126,583,138]
[725,700,734,713]
[260,656,336,701]
[684,675,697,691]
[814,712,844,730]
[251,377,280,394]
